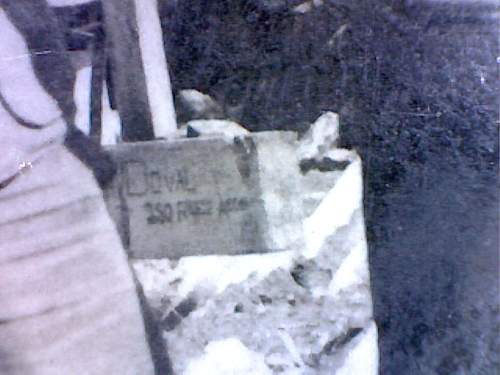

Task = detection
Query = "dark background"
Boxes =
[160,1,499,373]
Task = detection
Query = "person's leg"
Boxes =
[0,1,169,373]
[0,145,157,375]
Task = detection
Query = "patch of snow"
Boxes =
[184,338,273,375]
[186,119,249,138]
[173,251,295,297]
[324,148,358,163]
[74,66,91,135]
[132,259,174,307]
[329,240,368,298]
[336,322,379,375]
[303,156,363,258]
[276,328,305,368]
[100,82,121,145]
[73,66,121,145]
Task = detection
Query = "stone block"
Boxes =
[103,131,299,258]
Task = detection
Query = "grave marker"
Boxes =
[104,133,301,258]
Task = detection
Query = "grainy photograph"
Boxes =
[0,0,498,374]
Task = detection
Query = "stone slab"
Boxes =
[103,133,297,258]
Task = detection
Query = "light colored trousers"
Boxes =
[0,145,155,374]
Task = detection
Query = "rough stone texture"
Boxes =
[103,131,302,258]
[133,142,377,374]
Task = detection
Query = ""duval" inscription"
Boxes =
[122,161,196,196]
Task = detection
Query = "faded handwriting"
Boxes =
[143,196,255,224]
[122,160,196,196]
[144,199,213,224]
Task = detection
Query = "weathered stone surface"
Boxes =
[103,131,299,258]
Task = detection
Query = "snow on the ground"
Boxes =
[134,250,295,307]
[74,66,91,135]
[73,66,121,145]
[184,338,273,375]
[303,154,363,259]
[336,322,379,375]
[100,82,121,145]
[132,113,378,375]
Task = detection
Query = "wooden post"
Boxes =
[102,0,155,142]
[133,0,177,138]
[89,27,105,142]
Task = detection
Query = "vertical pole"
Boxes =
[133,0,177,138]
[102,0,155,142]
[89,32,104,142]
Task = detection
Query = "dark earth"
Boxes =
[56,1,499,373]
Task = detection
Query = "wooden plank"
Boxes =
[101,0,154,142]
[89,30,104,141]
[133,0,177,137]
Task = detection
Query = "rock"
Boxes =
[298,112,340,161]
[292,0,324,14]
[176,89,224,123]
[184,338,273,375]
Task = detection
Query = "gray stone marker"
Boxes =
[103,132,300,258]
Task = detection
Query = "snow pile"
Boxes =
[176,89,224,122]
[132,112,378,374]
[185,338,272,375]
